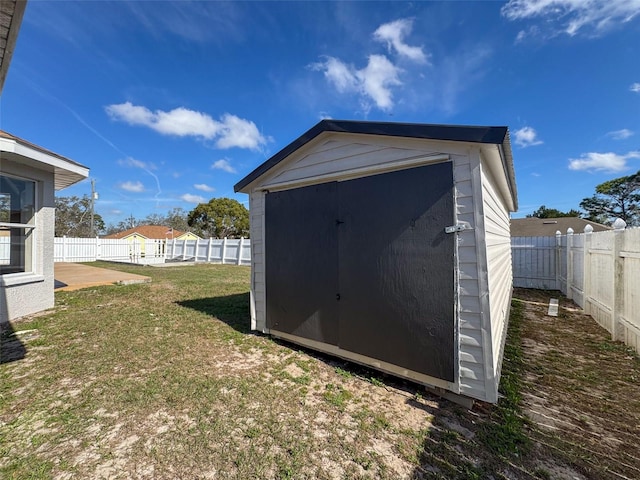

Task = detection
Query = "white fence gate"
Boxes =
[512,222,640,354]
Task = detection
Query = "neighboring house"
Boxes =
[104,225,199,241]
[1,131,89,323]
[104,225,200,258]
[511,217,611,237]
[235,119,518,404]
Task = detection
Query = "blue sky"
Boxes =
[1,0,639,226]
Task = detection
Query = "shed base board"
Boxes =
[269,329,475,404]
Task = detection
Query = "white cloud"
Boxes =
[502,0,640,37]
[105,102,268,150]
[119,180,145,192]
[373,18,429,64]
[607,128,634,140]
[118,157,154,170]
[356,55,402,111]
[312,55,402,112]
[630,82,640,92]
[568,151,640,172]
[194,183,215,192]
[513,126,543,147]
[211,158,237,174]
[180,193,206,204]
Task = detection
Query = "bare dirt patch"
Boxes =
[515,288,640,480]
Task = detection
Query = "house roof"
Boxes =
[0,0,26,94]
[0,130,89,190]
[104,225,188,240]
[234,120,517,207]
[511,217,611,237]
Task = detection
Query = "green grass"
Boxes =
[479,298,530,457]
[3,265,632,479]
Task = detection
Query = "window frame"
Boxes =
[0,172,38,276]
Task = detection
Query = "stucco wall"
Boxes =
[1,160,55,323]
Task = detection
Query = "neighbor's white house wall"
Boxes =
[247,132,497,401]
[0,159,55,323]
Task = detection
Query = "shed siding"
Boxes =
[246,135,513,403]
[454,151,487,401]
[249,190,266,332]
[258,134,469,191]
[480,156,513,387]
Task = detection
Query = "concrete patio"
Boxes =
[54,263,151,292]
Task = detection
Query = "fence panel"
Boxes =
[585,230,615,334]
[619,228,640,352]
[53,237,250,266]
[514,226,640,354]
[569,233,585,307]
[511,236,558,289]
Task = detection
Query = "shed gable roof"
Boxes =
[234,120,516,207]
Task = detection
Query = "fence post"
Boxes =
[566,228,574,300]
[555,231,561,290]
[171,238,176,260]
[62,235,67,262]
[95,236,100,261]
[237,237,244,265]
[207,238,213,262]
[221,237,227,264]
[182,238,187,260]
[611,218,626,341]
[194,238,200,262]
[583,225,593,314]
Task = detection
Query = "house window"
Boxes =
[0,174,36,274]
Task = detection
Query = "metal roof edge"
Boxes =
[234,120,509,193]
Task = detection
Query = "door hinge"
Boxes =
[444,222,472,234]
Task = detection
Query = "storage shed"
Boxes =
[234,120,517,403]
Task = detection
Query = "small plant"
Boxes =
[323,383,353,410]
[334,366,352,378]
[369,376,384,387]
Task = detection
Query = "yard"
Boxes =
[1,263,639,479]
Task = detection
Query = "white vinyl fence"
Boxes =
[512,221,640,354]
[51,236,251,266]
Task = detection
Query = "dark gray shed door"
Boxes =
[265,161,455,382]
[337,163,455,381]
[265,181,339,346]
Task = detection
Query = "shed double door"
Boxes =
[265,162,455,381]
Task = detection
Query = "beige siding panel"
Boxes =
[459,346,483,364]
[454,154,486,401]
[459,312,482,330]
[249,191,266,332]
[459,262,479,281]
[479,158,513,378]
[255,134,475,191]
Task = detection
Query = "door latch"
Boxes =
[444,222,472,234]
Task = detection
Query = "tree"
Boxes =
[526,205,581,219]
[187,197,249,238]
[141,207,190,231]
[579,170,640,226]
[55,195,105,237]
